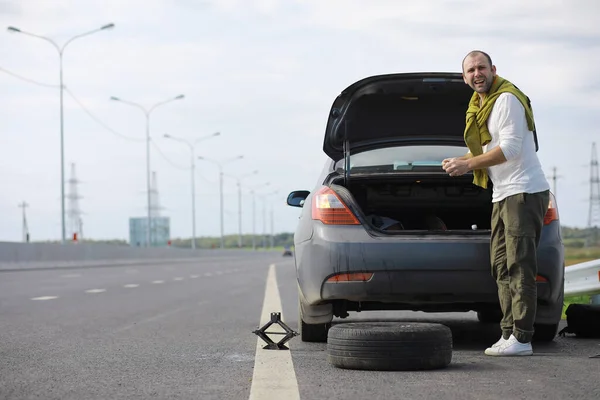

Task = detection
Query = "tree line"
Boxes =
[33,226,598,248]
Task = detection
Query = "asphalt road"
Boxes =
[1,252,599,400]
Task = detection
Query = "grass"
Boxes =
[565,246,600,263]
[561,247,600,319]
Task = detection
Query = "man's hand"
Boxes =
[443,157,471,177]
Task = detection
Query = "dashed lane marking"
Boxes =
[124,284,139,288]
[190,275,199,279]
[248,264,300,400]
[173,277,184,281]
[152,280,164,284]
[85,289,106,294]
[31,296,59,301]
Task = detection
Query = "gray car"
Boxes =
[286,72,565,343]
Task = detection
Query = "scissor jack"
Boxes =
[252,312,298,350]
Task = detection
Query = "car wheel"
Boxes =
[298,302,331,343]
[477,309,503,323]
[533,323,559,342]
[327,322,453,371]
[533,275,564,343]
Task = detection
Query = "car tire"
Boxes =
[533,323,559,342]
[298,302,331,342]
[327,322,453,371]
[533,275,564,343]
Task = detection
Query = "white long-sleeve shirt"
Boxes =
[482,92,550,203]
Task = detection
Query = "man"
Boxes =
[442,50,550,356]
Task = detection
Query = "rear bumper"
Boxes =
[296,223,564,310]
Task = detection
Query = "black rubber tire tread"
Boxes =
[298,300,330,342]
[300,319,331,342]
[533,323,559,342]
[327,322,452,371]
[533,277,564,343]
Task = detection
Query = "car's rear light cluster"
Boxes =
[544,193,559,225]
[311,187,359,225]
[327,272,374,282]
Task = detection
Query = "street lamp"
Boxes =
[249,182,270,250]
[111,94,185,247]
[7,23,115,244]
[197,155,244,249]
[258,189,279,249]
[164,132,220,249]
[224,170,259,248]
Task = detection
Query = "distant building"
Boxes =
[129,217,170,247]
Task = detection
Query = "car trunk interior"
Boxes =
[332,175,493,233]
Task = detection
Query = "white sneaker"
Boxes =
[484,336,507,355]
[491,336,508,348]
[485,334,533,356]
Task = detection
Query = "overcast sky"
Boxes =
[1,0,599,242]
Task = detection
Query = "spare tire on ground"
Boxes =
[327,322,453,371]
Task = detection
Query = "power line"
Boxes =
[0,65,60,88]
[1,66,145,144]
[150,139,188,170]
[64,88,144,143]
[3,63,221,188]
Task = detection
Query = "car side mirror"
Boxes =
[287,190,310,207]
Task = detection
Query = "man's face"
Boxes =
[462,53,496,93]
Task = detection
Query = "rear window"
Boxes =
[334,145,469,172]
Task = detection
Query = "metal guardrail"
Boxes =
[564,258,600,297]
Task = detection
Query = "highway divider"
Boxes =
[0,241,278,271]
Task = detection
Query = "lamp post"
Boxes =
[249,182,270,250]
[224,170,259,248]
[197,155,244,249]
[164,132,220,249]
[111,94,185,247]
[7,23,115,244]
[259,190,278,249]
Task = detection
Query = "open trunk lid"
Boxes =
[323,72,473,161]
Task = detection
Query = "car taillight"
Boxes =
[311,187,359,225]
[327,272,374,282]
[544,193,559,225]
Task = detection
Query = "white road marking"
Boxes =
[61,273,81,278]
[204,272,213,277]
[249,264,300,400]
[124,284,139,288]
[190,275,199,279]
[31,296,59,301]
[152,280,164,284]
[173,277,184,281]
[85,289,106,294]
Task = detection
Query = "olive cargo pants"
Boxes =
[490,190,550,343]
